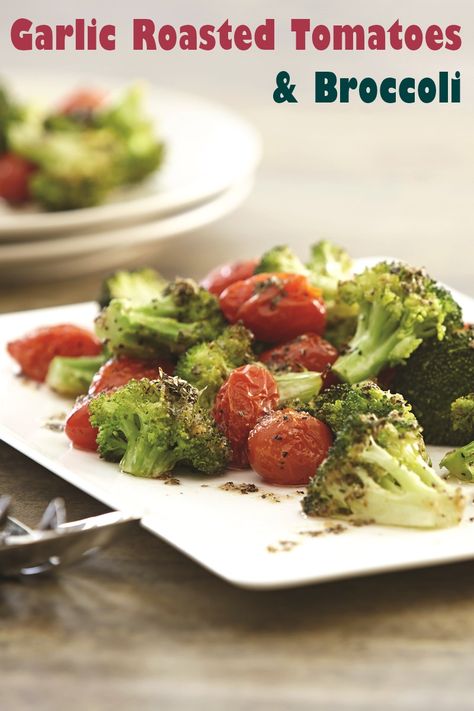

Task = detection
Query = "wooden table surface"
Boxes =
[0,91,473,711]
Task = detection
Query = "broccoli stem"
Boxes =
[46,354,105,396]
[359,440,461,527]
[109,312,202,356]
[333,303,419,384]
[441,441,474,482]
[361,441,433,493]
[135,313,198,343]
[354,468,456,528]
[120,434,178,478]
[275,372,323,404]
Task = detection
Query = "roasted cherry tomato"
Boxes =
[201,259,258,296]
[89,355,174,395]
[65,397,99,452]
[7,324,102,382]
[0,153,36,204]
[219,273,326,343]
[213,364,279,468]
[260,333,338,372]
[60,88,106,115]
[248,409,332,485]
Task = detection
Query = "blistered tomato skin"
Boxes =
[201,259,258,296]
[89,356,174,395]
[213,364,279,468]
[248,409,333,486]
[219,273,326,343]
[260,333,338,373]
[0,153,36,204]
[65,398,99,452]
[60,88,106,115]
[7,324,102,382]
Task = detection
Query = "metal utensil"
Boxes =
[0,496,139,576]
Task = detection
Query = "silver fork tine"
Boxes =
[0,495,11,528]
[37,498,66,531]
[0,496,139,576]
[0,496,12,544]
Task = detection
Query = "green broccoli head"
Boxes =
[303,413,464,529]
[451,394,474,438]
[29,171,111,211]
[46,354,106,397]
[99,268,167,308]
[441,441,474,483]
[254,245,308,277]
[44,110,97,133]
[291,381,416,431]
[95,278,225,358]
[10,125,119,210]
[332,262,463,384]
[391,327,474,446]
[307,241,356,350]
[89,374,230,478]
[8,84,164,210]
[97,84,164,183]
[306,240,354,299]
[0,85,24,154]
[175,324,254,409]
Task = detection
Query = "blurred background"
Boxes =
[0,0,472,309]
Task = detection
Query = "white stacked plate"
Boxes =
[0,75,261,282]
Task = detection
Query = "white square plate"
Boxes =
[1,260,473,589]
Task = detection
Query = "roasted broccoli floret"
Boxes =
[451,395,474,438]
[99,268,167,308]
[0,85,24,154]
[274,371,323,405]
[175,324,254,409]
[292,380,429,464]
[290,381,416,431]
[9,121,119,210]
[332,262,463,384]
[306,240,354,300]
[441,441,474,482]
[308,241,357,349]
[95,278,225,358]
[303,413,464,529]
[44,111,97,133]
[254,245,308,277]
[89,375,229,477]
[97,85,164,183]
[7,84,164,210]
[46,354,106,397]
[391,327,474,446]
[254,241,354,300]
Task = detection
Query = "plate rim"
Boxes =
[0,262,473,589]
[0,74,262,238]
[0,177,254,264]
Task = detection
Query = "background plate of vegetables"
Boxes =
[0,73,261,239]
[1,245,473,589]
